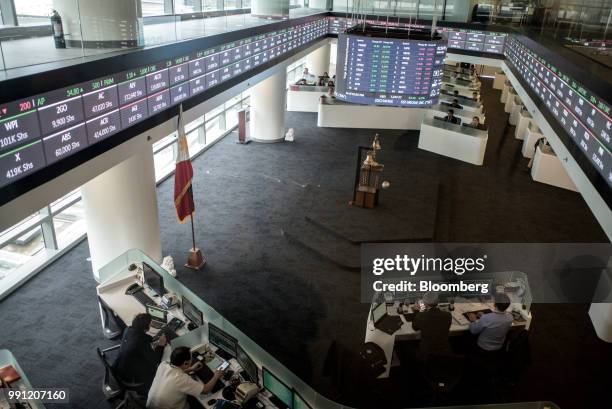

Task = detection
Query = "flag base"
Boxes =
[185,248,205,270]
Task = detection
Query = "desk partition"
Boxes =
[0,349,45,409]
[97,249,556,409]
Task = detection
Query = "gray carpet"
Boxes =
[0,79,610,409]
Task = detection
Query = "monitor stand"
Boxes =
[215,349,233,360]
[268,395,290,409]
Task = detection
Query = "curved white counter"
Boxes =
[418,117,488,165]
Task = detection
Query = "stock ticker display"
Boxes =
[335,31,447,106]
[505,37,612,187]
[0,19,328,190]
[328,17,506,55]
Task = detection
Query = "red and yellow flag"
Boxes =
[174,105,195,223]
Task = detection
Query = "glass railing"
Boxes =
[97,249,558,409]
[0,3,327,72]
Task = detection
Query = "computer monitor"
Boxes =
[182,296,203,327]
[292,389,313,409]
[143,262,165,297]
[147,304,167,325]
[236,344,258,386]
[262,367,293,409]
[371,303,386,323]
[208,323,238,358]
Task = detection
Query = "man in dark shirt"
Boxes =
[412,292,452,357]
[113,313,166,394]
[444,109,460,124]
[450,98,463,109]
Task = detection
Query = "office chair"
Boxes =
[96,346,146,409]
[98,296,126,339]
[422,353,464,405]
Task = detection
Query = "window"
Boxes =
[0,226,44,281]
[242,0,251,8]
[202,0,220,11]
[53,201,85,249]
[14,0,53,26]
[154,143,177,180]
[141,0,168,16]
[175,0,199,13]
[224,0,238,10]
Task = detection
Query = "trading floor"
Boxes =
[0,79,610,409]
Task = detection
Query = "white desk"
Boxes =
[515,109,532,140]
[418,117,488,165]
[531,145,578,191]
[364,300,532,378]
[442,84,479,98]
[439,94,484,113]
[317,99,426,130]
[493,72,506,90]
[427,104,485,125]
[521,124,543,158]
[286,86,328,112]
[504,90,517,113]
[97,274,191,338]
[509,97,522,126]
[97,275,283,409]
[501,82,512,104]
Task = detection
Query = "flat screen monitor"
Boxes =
[182,296,203,327]
[262,367,293,409]
[143,262,165,296]
[208,323,238,358]
[236,344,259,386]
[371,303,386,323]
[293,389,313,409]
[147,304,167,324]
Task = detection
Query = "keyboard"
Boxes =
[132,290,155,307]
[152,318,183,343]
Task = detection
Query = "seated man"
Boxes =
[453,90,460,98]
[450,98,463,109]
[468,116,485,130]
[468,293,513,352]
[147,346,224,409]
[412,292,452,357]
[113,313,167,394]
[443,109,460,124]
[472,91,480,101]
[295,78,307,86]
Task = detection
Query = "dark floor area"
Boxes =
[0,79,610,409]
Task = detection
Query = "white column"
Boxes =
[305,42,331,76]
[249,70,287,143]
[589,303,612,342]
[81,148,162,281]
[53,0,143,48]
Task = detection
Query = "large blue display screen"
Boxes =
[335,31,447,106]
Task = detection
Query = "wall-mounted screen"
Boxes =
[335,28,447,107]
[0,18,328,202]
[504,37,612,188]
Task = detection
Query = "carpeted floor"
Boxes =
[0,78,610,409]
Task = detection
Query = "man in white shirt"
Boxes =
[147,346,223,409]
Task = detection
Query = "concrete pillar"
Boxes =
[251,0,289,19]
[249,70,287,143]
[81,147,162,281]
[305,42,331,76]
[53,0,143,48]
